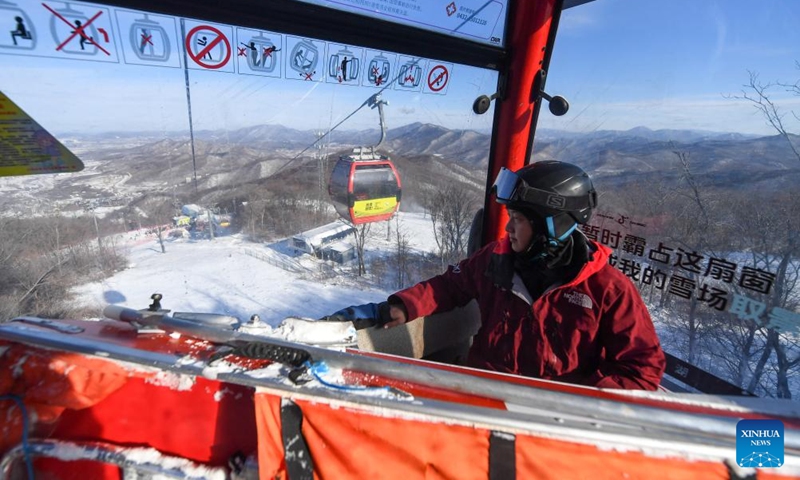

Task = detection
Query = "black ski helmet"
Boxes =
[492,160,597,242]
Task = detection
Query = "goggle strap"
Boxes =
[518,185,596,211]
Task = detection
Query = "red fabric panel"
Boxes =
[253,391,490,480]
[254,393,287,479]
[516,434,730,480]
[253,390,789,480]
[52,375,258,466]
[0,343,128,454]
[1,342,257,473]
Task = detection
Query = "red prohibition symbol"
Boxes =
[185,25,231,69]
[427,64,449,92]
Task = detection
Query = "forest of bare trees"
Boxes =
[0,215,126,321]
[612,151,800,398]
[600,63,800,398]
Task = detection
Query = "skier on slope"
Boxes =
[327,161,666,390]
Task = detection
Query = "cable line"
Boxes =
[271,57,421,176]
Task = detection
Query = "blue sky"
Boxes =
[539,0,800,135]
[0,0,798,136]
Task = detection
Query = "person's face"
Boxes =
[505,209,534,253]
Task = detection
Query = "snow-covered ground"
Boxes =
[68,210,798,397]
[74,212,439,326]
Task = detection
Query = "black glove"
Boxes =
[319,301,392,329]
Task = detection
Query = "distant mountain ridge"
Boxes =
[535,126,759,144]
[62,122,782,171]
[40,123,800,215]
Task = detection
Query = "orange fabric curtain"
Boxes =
[254,392,490,479]
[254,390,798,480]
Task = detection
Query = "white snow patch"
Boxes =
[213,388,233,402]
[492,431,515,441]
[10,354,28,378]
[39,441,227,480]
[242,362,285,380]
[271,317,357,346]
[144,370,196,391]
[201,360,240,380]
[175,355,204,367]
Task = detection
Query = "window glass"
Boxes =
[538,0,800,399]
[0,0,496,323]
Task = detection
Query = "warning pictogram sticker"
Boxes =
[116,10,181,68]
[1,5,36,51]
[237,28,283,78]
[361,49,397,88]
[325,42,364,86]
[286,36,322,82]
[41,2,119,62]
[185,23,232,71]
[424,63,452,94]
[394,55,426,92]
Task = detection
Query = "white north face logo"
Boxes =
[564,291,593,309]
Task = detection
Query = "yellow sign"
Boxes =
[353,197,398,218]
[0,91,84,177]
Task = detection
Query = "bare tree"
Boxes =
[244,191,272,241]
[663,149,720,363]
[352,222,371,276]
[136,195,177,253]
[730,192,800,398]
[730,67,800,163]
[723,64,800,397]
[392,216,412,289]
[426,183,477,267]
[610,151,761,387]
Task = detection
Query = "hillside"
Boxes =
[2,124,799,219]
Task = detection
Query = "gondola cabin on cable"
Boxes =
[328,147,401,225]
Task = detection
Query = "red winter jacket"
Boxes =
[391,235,666,390]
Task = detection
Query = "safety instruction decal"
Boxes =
[115,9,181,68]
[0,0,454,90]
[0,91,84,176]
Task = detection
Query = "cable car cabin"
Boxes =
[329,148,401,225]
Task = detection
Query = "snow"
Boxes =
[74,211,439,330]
[68,209,764,399]
[10,354,27,378]
[270,317,357,346]
[145,370,196,392]
[30,441,229,480]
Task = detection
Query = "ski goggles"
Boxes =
[491,167,597,212]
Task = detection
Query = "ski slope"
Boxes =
[74,212,440,326]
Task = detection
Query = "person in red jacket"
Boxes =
[329,161,665,390]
